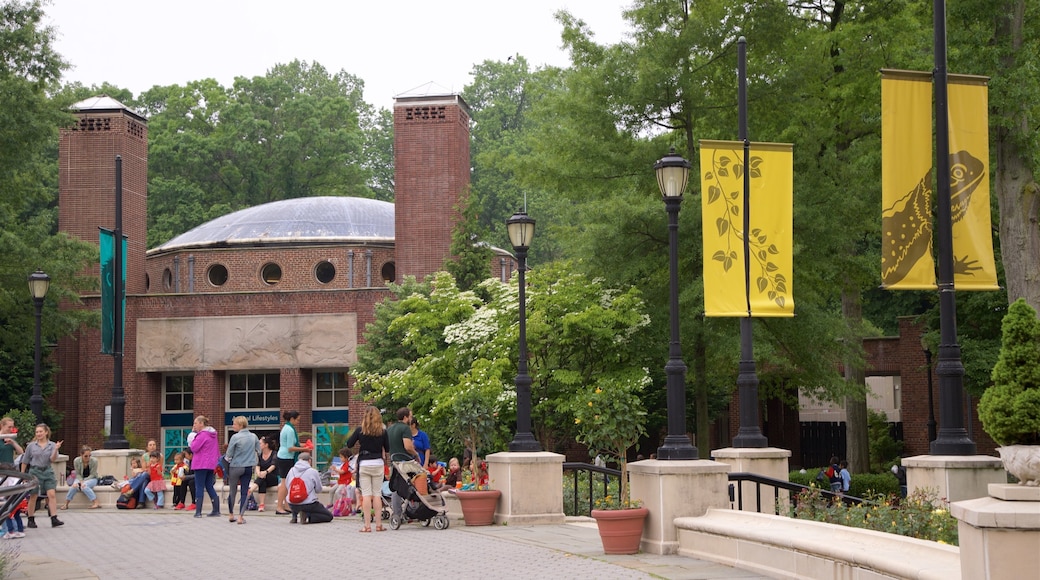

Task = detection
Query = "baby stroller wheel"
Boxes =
[421,518,431,527]
[434,515,449,530]
[389,514,402,530]
[381,508,391,521]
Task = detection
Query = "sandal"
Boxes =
[375,525,386,532]
[89,503,101,509]
[359,527,371,532]
[274,510,291,515]
[59,504,69,510]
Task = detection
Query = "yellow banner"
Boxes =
[700,140,793,317]
[881,71,935,290]
[948,76,999,291]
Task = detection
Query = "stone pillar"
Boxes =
[951,484,1040,579]
[628,459,730,555]
[711,447,792,513]
[904,455,1005,502]
[485,451,565,525]
[92,448,143,481]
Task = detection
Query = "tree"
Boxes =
[0,0,98,419]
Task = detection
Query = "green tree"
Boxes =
[978,298,1040,445]
[0,0,98,419]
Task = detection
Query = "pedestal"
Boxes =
[711,447,791,513]
[951,484,1040,580]
[485,451,565,525]
[628,459,730,555]
[903,455,1005,502]
[91,448,143,481]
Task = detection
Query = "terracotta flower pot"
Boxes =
[455,489,501,526]
[591,507,648,554]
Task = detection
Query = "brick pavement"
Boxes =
[2,509,767,580]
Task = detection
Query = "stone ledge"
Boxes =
[675,508,960,580]
[988,483,1040,502]
[951,495,1040,529]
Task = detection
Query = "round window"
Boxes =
[208,264,229,286]
[261,263,282,285]
[315,261,336,284]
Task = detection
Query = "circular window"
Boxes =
[381,262,396,284]
[162,268,173,291]
[208,264,229,287]
[261,262,282,285]
[315,261,336,284]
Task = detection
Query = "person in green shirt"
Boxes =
[386,407,417,520]
[0,417,23,468]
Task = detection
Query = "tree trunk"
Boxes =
[994,2,1040,312]
[842,285,869,474]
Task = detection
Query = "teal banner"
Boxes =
[99,228,127,355]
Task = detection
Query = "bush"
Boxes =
[979,298,1040,445]
[562,469,621,516]
[791,486,957,545]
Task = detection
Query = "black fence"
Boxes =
[800,421,904,469]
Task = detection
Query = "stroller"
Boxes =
[386,454,449,530]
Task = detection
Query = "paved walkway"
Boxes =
[2,508,768,579]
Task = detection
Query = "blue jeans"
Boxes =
[5,514,23,533]
[130,472,150,502]
[144,485,165,507]
[193,469,219,515]
[227,466,252,516]
[65,479,98,502]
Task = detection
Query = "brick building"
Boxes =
[53,92,512,467]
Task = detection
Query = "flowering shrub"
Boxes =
[791,486,958,545]
[571,372,649,510]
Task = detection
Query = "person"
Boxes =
[327,447,356,510]
[284,452,333,524]
[427,454,445,491]
[63,445,100,509]
[179,449,197,511]
[131,439,159,505]
[22,423,63,528]
[838,460,852,496]
[386,407,418,522]
[252,436,278,511]
[143,451,166,508]
[891,463,908,498]
[346,405,389,532]
[1,473,26,538]
[275,410,307,515]
[170,452,190,510]
[827,456,842,493]
[224,415,260,524]
[410,418,430,469]
[188,415,221,518]
[443,457,462,488]
[0,417,24,468]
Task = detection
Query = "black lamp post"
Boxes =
[28,269,51,423]
[654,149,698,460]
[507,210,540,452]
[923,343,937,443]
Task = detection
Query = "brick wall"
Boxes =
[393,95,471,282]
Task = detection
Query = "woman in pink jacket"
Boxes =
[188,415,221,518]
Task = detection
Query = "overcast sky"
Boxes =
[45,0,632,107]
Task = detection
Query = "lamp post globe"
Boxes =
[654,149,698,460]
[28,269,51,423]
[507,210,540,452]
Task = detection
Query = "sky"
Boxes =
[45,0,633,107]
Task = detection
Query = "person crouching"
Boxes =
[285,452,332,524]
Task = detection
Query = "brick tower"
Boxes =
[393,93,471,281]
[58,95,148,294]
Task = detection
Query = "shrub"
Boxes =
[791,486,957,545]
[979,298,1040,445]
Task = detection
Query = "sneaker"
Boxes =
[2,533,12,540]
[12,532,24,538]
[174,503,184,510]
[187,504,196,511]
[258,503,265,512]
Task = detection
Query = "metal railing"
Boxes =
[562,462,623,516]
[0,469,37,521]
[727,471,869,515]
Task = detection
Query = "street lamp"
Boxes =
[507,209,540,452]
[27,269,51,423]
[922,339,937,443]
[653,149,698,460]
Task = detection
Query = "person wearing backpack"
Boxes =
[284,452,332,524]
[826,456,842,493]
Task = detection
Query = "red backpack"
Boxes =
[289,472,308,503]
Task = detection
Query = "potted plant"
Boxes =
[435,364,504,525]
[572,372,650,554]
[979,298,1040,485]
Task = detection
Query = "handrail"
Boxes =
[727,471,869,515]
[0,469,37,521]
[562,462,622,516]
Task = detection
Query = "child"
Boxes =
[427,454,445,491]
[1,468,26,539]
[130,457,144,477]
[181,449,197,511]
[171,452,190,510]
[328,447,356,515]
[143,452,166,508]
[443,457,462,488]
